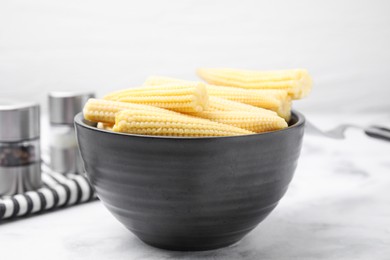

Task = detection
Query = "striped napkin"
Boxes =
[0,162,96,221]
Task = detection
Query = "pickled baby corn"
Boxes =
[113,109,254,137]
[196,68,312,99]
[208,96,291,122]
[206,85,291,121]
[84,66,314,137]
[144,76,291,121]
[83,98,175,124]
[187,110,287,133]
[208,96,276,113]
[104,82,209,113]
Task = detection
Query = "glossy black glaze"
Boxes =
[75,111,305,251]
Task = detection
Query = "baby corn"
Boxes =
[208,96,293,122]
[113,109,254,137]
[104,82,209,113]
[208,96,275,113]
[206,85,291,121]
[187,110,287,133]
[83,98,175,124]
[197,68,312,99]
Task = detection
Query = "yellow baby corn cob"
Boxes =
[113,109,254,137]
[144,76,291,121]
[208,96,275,113]
[187,111,287,133]
[206,85,291,121]
[207,96,293,122]
[196,68,312,99]
[104,82,209,113]
[83,98,175,124]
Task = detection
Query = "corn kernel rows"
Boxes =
[113,109,254,137]
[104,83,209,113]
[196,68,312,99]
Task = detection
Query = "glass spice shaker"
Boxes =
[48,92,94,174]
[0,102,41,195]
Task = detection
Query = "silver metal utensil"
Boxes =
[48,92,95,174]
[305,121,390,141]
[0,101,42,195]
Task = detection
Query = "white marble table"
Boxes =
[1,113,390,260]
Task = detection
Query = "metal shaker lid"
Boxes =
[0,101,40,141]
[49,92,95,125]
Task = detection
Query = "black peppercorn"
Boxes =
[0,143,37,167]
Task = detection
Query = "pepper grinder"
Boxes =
[0,102,41,195]
[49,92,94,174]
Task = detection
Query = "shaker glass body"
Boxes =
[50,124,84,174]
[0,102,41,195]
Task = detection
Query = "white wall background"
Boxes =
[1,0,389,114]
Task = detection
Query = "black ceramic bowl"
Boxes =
[75,111,305,251]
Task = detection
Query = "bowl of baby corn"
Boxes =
[75,68,311,251]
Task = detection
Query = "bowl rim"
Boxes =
[74,110,305,140]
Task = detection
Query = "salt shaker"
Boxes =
[0,102,41,195]
[48,92,94,174]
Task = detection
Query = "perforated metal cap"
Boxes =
[0,101,40,141]
[49,92,95,125]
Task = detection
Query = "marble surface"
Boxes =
[1,113,390,260]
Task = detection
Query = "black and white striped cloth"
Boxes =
[0,162,96,221]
